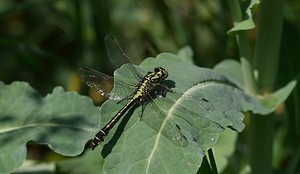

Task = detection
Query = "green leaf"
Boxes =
[212,129,238,172]
[0,82,99,174]
[57,150,104,174]
[14,160,56,174]
[214,59,297,115]
[98,53,255,174]
[176,46,194,64]
[214,59,244,88]
[254,80,297,115]
[228,0,260,34]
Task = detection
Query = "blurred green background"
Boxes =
[0,0,299,173]
[0,0,235,95]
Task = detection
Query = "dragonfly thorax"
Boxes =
[151,67,168,83]
[143,67,168,88]
[132,67,168,102]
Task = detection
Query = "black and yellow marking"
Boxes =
[90,67,168,150]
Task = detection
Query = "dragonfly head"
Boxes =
[154,67,168,80]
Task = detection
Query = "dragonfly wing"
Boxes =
[178,94,214,113]
[105,35,142,81]
[77,67,136,101]
[164,88,214,114]
[156,88,221,130]
[141,99,188,147]
[77,68,114,98]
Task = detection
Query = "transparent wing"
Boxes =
[173,91,214,114]
[105,35,142,81]
[140,87,214,146]
[157,85,214,114]
[77,67,135,100]
[157,88,219,130]
[77,68,114,98]
[141,98,188,147]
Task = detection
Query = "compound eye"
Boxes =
[154,67,168,78]
[161,67,168,78]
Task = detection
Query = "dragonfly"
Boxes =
[77,35,213,150]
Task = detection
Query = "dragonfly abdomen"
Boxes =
[90,99,137,150]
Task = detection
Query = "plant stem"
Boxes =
[227,0,257,95]
[208,149,218,174]
[228,0,283,173]
[250,0,284,173]
[253,0,284,92]
[249,113,274,174]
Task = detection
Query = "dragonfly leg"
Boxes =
[153,87,170,98]
[139,102,147,121]
[137,74,143,79]
[160,83,172,92]
[116,95,133,104]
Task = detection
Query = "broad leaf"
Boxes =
[0,82,99,174]
[14,160,56,174]
[213,129,238,172]
[214,59,244,88]
[98,53,256,174]
[57,150,104,174]
[176,46,194,64]
[256,81,297,115]
[214,59,297,115]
